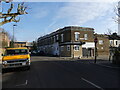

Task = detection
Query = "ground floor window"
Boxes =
[67,45,70,51]
[61,46,64,51]
[82,48,94,57]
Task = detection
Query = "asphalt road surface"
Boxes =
[2,56,120,89]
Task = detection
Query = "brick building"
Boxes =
[0,28,10,60]
[14,42,27,48]
[0,29,10,48]
[94,34,110,57]
[37,26,95,58]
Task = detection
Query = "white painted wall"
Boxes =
[38,42,60,56]
[82,42,95,48]
[52,42,60,56]
[109,40,120,47]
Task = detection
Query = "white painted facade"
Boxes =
[38,42,60,56]
[82,42,95,48]
[52,42,60,56]
[109,40,120,47]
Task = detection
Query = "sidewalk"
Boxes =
[59,57,120,68]
[31,56,120,68]
[95,61,120,68]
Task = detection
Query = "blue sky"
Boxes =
[1,1,118,42]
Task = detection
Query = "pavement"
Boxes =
[2,56,120,89]
[30,56,120,68]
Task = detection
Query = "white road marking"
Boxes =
[16,80,28,86]
[81,78,104,90]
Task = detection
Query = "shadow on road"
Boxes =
[2,67,29,74]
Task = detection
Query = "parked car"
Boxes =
[38,51,45,56]
[2,47,31,70]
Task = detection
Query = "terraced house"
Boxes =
[37,26,96,58]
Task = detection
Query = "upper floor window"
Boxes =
[67,45,70,51]
[51,37,52,42]
[84,34,88,40]
[74,32,80,41]
[116,41,118,45]
[56,35,59,40]
[54,36,56,43]
[101,47,103,49]
[110,40,113,46]
[61,34,64,42]
[99,40,103,45]
[74,45,79,51]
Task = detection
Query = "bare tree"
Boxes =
[0,1,28,26]
[113,2,120,24]
[106,28,113,35]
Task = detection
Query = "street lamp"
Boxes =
[13,24,17,47]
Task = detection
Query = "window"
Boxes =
[54,36,55,43]
[61,34,64,42]
[84,34,88,40]
[67,45,70,51]
[6,49,28,55]
[99,40,103,45]
[116,41,118,45]
[56,35,59,40]
[61,46,64,51]
[101,47,103,49]
[51,37,52,42]
[110,40,113,46]
[75,32,80,41]
[74,45,79,51]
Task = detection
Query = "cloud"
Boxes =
[103,16,118,33]
[53,2,115,26]
[14,0,119,2]
[32,7,49,19]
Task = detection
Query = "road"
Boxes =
[2,56,120,89]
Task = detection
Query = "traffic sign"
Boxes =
[94,37,98,43]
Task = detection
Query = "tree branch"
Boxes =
[0,2,28,26]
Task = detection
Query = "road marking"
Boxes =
[16,80,28,86]
[81,78,104,90]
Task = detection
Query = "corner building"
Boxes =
[37,26,95,58]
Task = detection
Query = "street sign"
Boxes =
[94,37,98,63]
[94,37,98,43]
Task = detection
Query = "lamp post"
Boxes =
[13,24,17,47]
[94,37,98,63]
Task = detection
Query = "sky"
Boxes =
[1,0,119,42]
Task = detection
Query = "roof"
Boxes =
[6,47,28,50]
[38,26,94,40]
[109,33,120,40]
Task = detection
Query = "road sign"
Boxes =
[94,37,98,43]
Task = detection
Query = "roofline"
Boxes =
[38,26,94,40]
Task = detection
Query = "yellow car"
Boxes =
[2,47,31,70]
